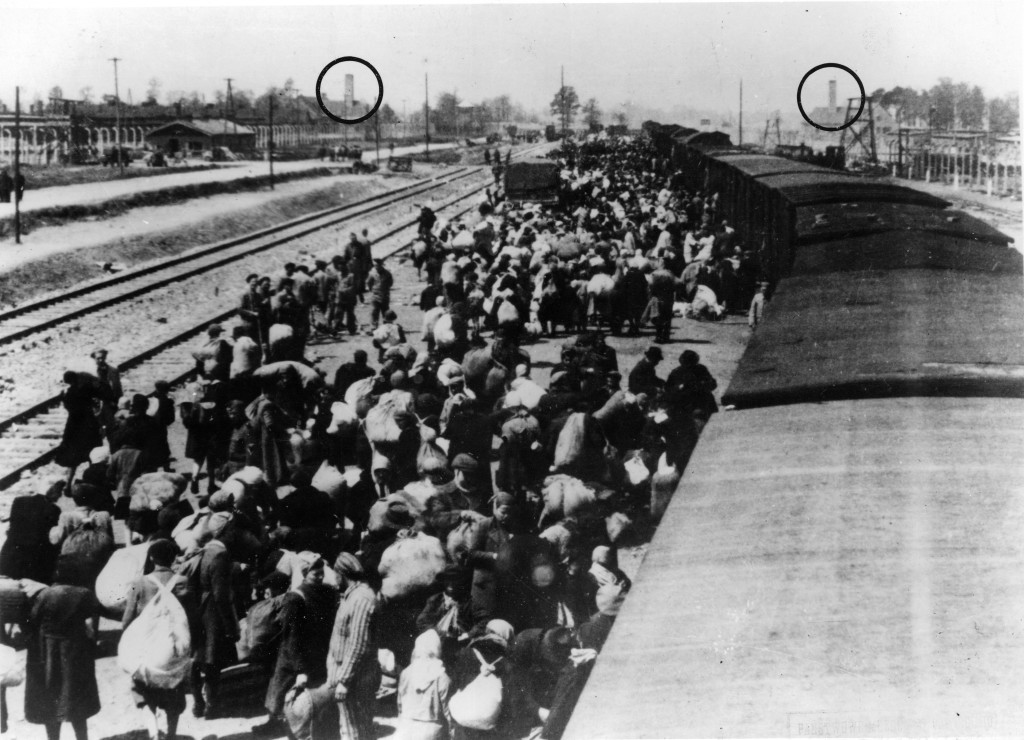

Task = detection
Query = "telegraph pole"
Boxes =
[738,78,743,147]
[226,78,237,135]
[424,70,430,161]
[14,86,22,245]
[110,57,124,175]
[268,94,275,190]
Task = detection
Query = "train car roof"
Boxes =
[714,154,843,179]
[794,202,1014,247]
[680,131,734,148]
[564,396,1024,739]
[722,268,1024,408]
[757,172,950,208]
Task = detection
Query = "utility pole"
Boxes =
[268,94,275,190]
[424,70,430,161]
[226,78,236,135]
[953,97,959,189]
[738,78,743,147]
[402,99,407,142]
[110,57,124,175]
[14,86,22,245]
[373,104,381,166]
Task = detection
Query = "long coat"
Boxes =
[245,394,291,488]
[195,541,238,668]
[265,583,339,716]
[0,493,60,583]
[55,380,104,468]
[24,585,101,724]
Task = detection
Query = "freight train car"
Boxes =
[504,157,562,206]
[566,127,1024,738]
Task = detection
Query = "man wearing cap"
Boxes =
[420,453,490,542]
[240,274,272,348]
[365,258,394,330]
[91,348,122,435]
[327,552,380,740]
[628,346,665,397]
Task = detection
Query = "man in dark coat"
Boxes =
[0,169,12,203]
[189,514,240,719]
[646,261,677,343]
[333,350,375,400]
[0,479,63,584]
[627,346,665,397]
[665,349,719,433]
[255,556,338,738]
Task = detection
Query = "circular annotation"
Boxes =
[315,56,384,125]
[797,63,865,132]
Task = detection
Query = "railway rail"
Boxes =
[0,144,547,490]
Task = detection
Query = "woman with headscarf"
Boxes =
[24,561,102,740]
[122,539,193,740]
[255,555,339,738]
[395,629,454,740]
[246,375,293,489]
[55,370,106,489]
[49,482,115,591]
[0,478,63,584]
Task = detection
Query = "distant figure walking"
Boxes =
[0,169,12,203]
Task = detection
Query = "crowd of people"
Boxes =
[0,132,754,740]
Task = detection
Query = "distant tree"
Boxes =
[145,78,161,105]
[550,85,580,131]
[486,94,512,122]
[582,97,602,129]
[960,85,987,129]
[79,86,93,103]
[283,78,297,98]
[48,85,63,101]
[378,102,399,125]
[233,90,254,112]
[989,94,1020,133]
[434,91,461,134]
[612,110,629,127]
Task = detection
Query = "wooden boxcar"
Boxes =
[566,126,1024,739]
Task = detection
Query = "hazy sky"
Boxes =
[1,2,1020,122]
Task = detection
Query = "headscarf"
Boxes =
[402,629,447,692]
[485,619,516,648]
[296,551,324,577]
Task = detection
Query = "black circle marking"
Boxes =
[797,63,865,132]
[315,57,383,125]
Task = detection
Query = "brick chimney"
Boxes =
[828,79,837,110]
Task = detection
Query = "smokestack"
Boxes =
[828,79,837,110]
[344,74,354,109]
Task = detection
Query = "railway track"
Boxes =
[0,144,548,489]
[0,166,479,349]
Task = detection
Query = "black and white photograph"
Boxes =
[0,2,1020,738]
